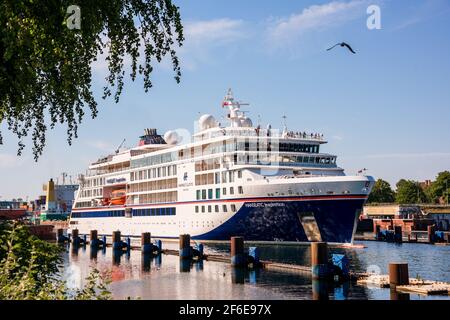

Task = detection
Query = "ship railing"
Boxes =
[195,128,325,141]
[85,166,130,177]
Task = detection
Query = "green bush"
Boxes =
[0,221,111,300]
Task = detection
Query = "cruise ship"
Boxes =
[69,89,374,243]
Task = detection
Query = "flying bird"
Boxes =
[327,42,356,54]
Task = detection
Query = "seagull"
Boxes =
[327,42,356,54]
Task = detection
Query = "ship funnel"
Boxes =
[46,178,57,211]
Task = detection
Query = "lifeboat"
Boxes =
[109,189,126,205]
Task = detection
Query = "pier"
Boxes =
[64,229,450,297]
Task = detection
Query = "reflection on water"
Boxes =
[61,241,450,300]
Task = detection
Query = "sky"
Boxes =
[1,0,450,200]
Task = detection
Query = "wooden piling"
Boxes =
[427,225,435,243]
[394,226,402,243]
[141,232,152,254]
[447,233,450,244]
[72,229,79,239]
[230,236,245,267]
[374,225,381,240]
[90,230,98,241]
[311,242,329,279]
[179,234,192,259]
[56,228,64,242]
[389,263,409,286]
[112,231,121,250]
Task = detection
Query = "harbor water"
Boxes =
[62,240,450,300]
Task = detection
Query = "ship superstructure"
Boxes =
[70,89,374,243]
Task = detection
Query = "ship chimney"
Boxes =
[46,178,57,211]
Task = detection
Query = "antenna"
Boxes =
[115,138,126,154]
[61,172,67,185]
[282,115,288,131]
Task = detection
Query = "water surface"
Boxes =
[62,240,450,300]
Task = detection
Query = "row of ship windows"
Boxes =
[83,177,106,188]
[196,186,244,200]
[71,208,176,218]
[195,204,236,213]
[133,207,176,216]
[195,170,242,186]
[80,188,102,198]
[71,210,125,218]
[130,140,321,169]
[131,165,177,181]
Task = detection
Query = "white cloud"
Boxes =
[86,140,114,152]
[184,18,245,44]
[174,18,246,70]
[267,0,367,48]
[332,135,344,141]
[91,18,246,76]
[0,153,26,168]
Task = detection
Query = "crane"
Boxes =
[115,138,126,154]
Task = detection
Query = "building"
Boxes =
[422,207,450,231]
[0,200,28,220]
[361,204,450,232]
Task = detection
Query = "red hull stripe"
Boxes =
[72,194,367,211]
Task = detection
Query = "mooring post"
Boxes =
[56,228,64,243]
[72,229,79,245]
[311,242,329,279]
[374,224,381,240]
[112,231,121,250]
[102,235,107,246]
[394,226,402,243]
[179,234,192,259]
[427,225,435,243]
[248,247,260,266]
[141,232,152,254]
[90,230,98,246]
[447,233,450,244]
[155,239,162,252]
[126,236,131,250]
[230,236,245,267]
[389,263,409,286]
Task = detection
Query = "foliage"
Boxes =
[0,221,111,300]
[367,179,395,203]
[395,179,428,204]
[427,171,450,204]
[0,0,184,160]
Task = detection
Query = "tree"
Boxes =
[0,221,111,299]
[0,0,184,160]
[395,179,428,204]
[428,171,450,204]
[367,179,395,203]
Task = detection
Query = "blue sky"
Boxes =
[1,0,450,200]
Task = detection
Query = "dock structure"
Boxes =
[77,230,450,296]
